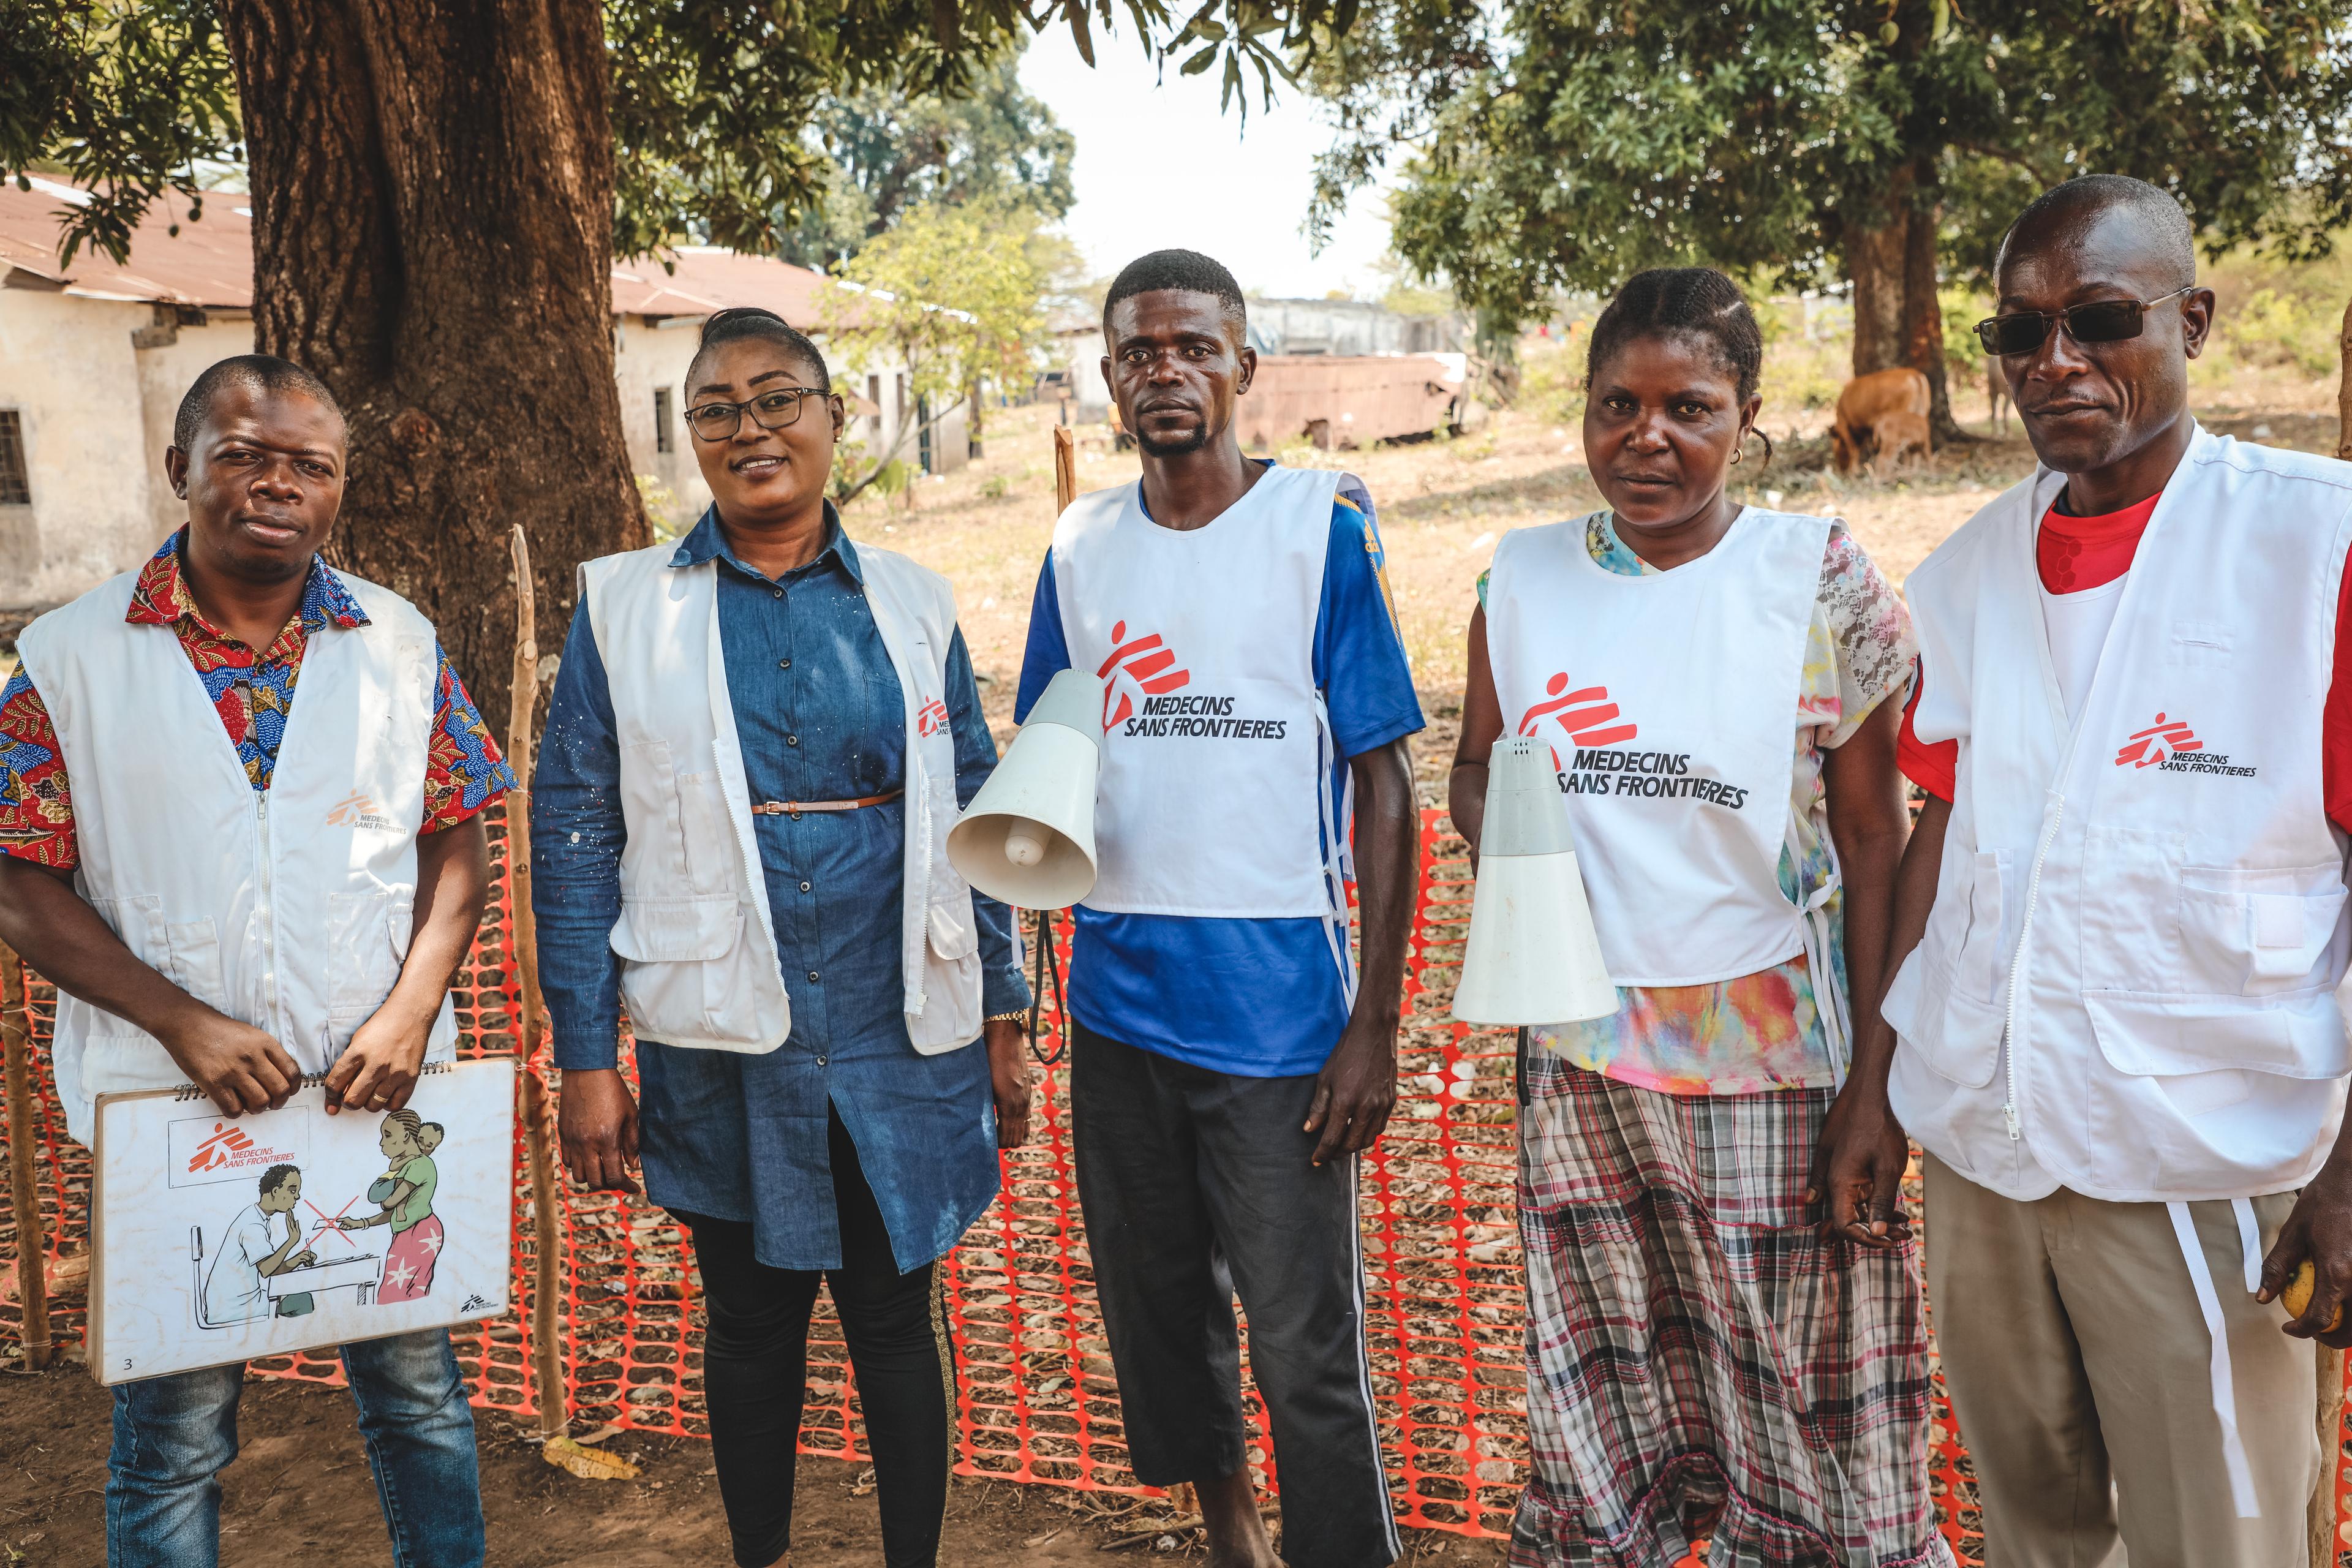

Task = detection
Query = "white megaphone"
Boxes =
[947,667,1102,908]
[1453,736,1618,1026]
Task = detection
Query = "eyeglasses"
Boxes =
[684,386,840,440]
[1975,285,2195,357]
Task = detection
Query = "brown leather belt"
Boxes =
[750,789,903,818]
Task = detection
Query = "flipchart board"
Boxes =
[88,1058,514,1385]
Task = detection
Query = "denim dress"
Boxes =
[532,508,1029,1272]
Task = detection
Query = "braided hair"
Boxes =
[1583,267,1770,463]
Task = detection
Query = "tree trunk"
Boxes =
[1847,158,1972,446]
[215,0,648,740]
[2337,295,2352,461]
[1901,162,1967,444]
[1846,167,1912,379]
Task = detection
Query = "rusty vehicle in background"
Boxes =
[1240,354,1466,450]
[1109,353,1466,452]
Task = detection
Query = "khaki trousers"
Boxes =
[1923,1155,2317,1568]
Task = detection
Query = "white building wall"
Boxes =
[612,315,708,533]
[0,285,255,608]
[6,300,976,609]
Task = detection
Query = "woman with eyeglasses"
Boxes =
[532,306,1033,1568]
[1455,269,1945,1567]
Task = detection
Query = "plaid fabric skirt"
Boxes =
[1512,1063,1950,1568]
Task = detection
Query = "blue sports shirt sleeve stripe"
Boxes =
[1014,550,1071,724]
[1315,480,1425,760]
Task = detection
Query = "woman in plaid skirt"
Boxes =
[1453,269,1951,1568]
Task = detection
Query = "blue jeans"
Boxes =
[105,1329,486,1568]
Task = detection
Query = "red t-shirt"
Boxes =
[1896,490,2352,832]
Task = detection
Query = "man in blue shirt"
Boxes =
[1017,251,1423,1568]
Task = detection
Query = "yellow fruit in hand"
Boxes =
[2282,1261,2345,1332]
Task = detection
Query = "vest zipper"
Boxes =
[2000,796,2064,1141]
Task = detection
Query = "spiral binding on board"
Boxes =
[166,1061,457,1101]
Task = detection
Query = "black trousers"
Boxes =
[1070,1023,1402,1568]
[673,1110,954,1568]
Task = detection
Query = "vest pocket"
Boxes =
[2085,989,2352,1080]
[609,895,741,963]
[326,891,404,1013]
[620,739,692,885]
[908,775,982,1054]
[2176,869,2348,996]
[1957,851,2010,1004]
[611,895,772,1046]
[1883,851,2008,1088]
[163,919,227,1012]
[87,894,165,967]
[673,771,739,895]
[77,1028,184,1097]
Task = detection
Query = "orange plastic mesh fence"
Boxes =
[6,812,2347,1559]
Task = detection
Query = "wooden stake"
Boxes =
[503,525,567,1440]
[1054,423,1077,515]
[0,940,51,1370]
[2313,1341,2343,1568]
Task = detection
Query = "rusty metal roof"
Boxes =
[1,178,835,322]
[1,177,258,307]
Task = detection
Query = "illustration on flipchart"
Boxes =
[92,1060,512,1385]
[187,1108,460,1329]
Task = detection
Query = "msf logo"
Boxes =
[1095,620,1191,731]
[1517,675,1637,768]
[325,791,396,831]
[2115,713,2201,769]
[186,1123,258,1175]
[915,697,949,737]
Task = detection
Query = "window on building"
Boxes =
[654,386,673,454]
[867,375,883,435]
[0,412,29,506]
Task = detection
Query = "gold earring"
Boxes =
[1731,445,1744,465]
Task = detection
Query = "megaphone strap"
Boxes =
[750,789,904,816]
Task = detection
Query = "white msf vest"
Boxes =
[1886,428,2352,1205]
[1485,510,1837,1029]
[578,540,983,1057]
[1051,467,1355,982]
[17,568,459,1146]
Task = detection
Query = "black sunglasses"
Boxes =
[684,385,840,441]
[1975,285,2195,357]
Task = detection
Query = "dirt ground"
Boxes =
[0,1360,1506,1567]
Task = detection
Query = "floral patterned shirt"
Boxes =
[0,533,513,871]
[1478,510,1916,1096]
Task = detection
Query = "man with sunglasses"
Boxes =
[1816,172,2352,1566]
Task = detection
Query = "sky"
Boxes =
[1016,27,1400,301]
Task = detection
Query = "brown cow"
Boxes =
[1868,410,1931,476]
[1829,366,1931,475]
[1986,360,2012,435]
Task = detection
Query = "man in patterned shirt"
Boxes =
[0,356,511,1568]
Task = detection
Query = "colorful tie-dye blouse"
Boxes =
[1477,510,1916,1096]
